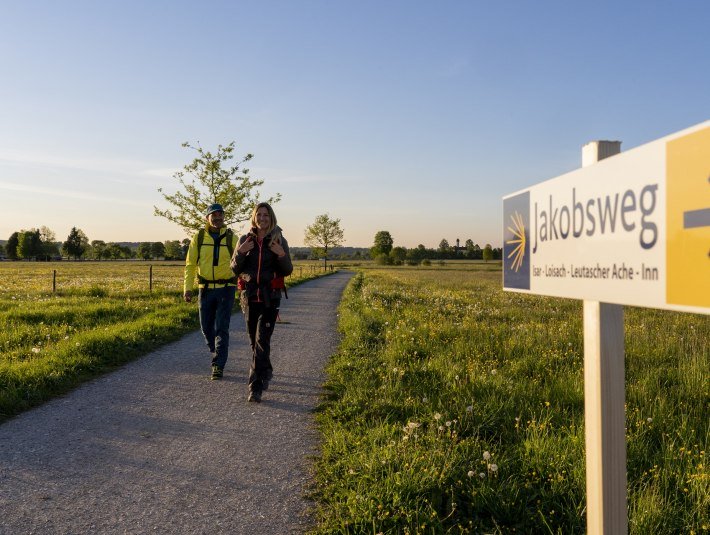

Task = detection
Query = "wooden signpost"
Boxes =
[502,120,710,534]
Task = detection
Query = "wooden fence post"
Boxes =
[149,265,153,293]
[52,269,56,293]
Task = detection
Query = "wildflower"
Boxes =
[438,425,445,432]
[483,451,491,461]
[404,421,420,433]
[467,470,475,478]
[31,347,41,354]
[446,421,452,427]
[489,464,498,472]
[479,472,486,479]
[434,412,442,421]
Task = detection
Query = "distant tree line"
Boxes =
[2,226,190,261]
[369,231,502,265]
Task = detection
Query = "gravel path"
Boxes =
[0,271,353,535]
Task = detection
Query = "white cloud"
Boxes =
[0,180,150,207]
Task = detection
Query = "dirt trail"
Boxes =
[0,271,353,535]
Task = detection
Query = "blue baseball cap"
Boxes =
[206,203,224,216]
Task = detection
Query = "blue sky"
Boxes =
[0,1,707,248]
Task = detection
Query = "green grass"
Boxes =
[0,260,334,422]
[311,266,709,534]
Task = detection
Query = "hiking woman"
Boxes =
[231,202,293,402]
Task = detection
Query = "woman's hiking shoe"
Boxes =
[248,390,262,403]
[211,365,223,380]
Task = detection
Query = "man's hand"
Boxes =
[184,290,192,302]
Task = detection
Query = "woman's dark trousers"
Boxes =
[245,299,281,393]
[199,286,236,369]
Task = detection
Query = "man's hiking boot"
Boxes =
[248,390,262,403]
[211,365,223,380]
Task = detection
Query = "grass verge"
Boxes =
[311,267,708,534]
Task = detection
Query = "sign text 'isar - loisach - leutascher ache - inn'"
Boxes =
[503,120,709,315]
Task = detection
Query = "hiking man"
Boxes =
[184,203,238,380]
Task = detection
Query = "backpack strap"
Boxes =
[197,228,235,262]
[196,229,205,262]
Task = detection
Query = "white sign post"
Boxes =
[581,141,626,535]
[502,121,710,534]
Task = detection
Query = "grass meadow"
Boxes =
[312,264,709,534]
[0,260,332,422]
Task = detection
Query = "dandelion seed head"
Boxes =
[434,412,442,420]
[466,405,473,413]
[467,470,475,478]
[489,464,498,472]
[483,451,491,461]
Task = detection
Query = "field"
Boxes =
[0,260,332,422]
[312,264,709,534]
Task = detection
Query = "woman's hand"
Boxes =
[269,239,286,258]
[238,236,254,255]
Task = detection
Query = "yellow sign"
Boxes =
[666,126,710,308]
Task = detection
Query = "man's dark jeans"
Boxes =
[199,286,236,369]
[244,299,281,392]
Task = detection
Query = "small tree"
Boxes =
[137,242,153,260]
[62,227,89,260]
[6,232,19,260]
[17,230,42,260]
[304,214,344,270]
[90,240,107,260]
[438,239,451,258]
[155,141,280,235]
[371,231,393,257]
[150,241,166,259]
[390,246,407,265]
[483,243,493,262]
[164,240,183,260]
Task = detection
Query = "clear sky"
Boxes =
[1,0,707,248]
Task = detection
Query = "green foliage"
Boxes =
[6,232,19,259]
[17,229,42,259]
[304,213,345,269]
[62,227,89,259]
[390,246,407,265]
[371,231,394,257]
[164,240,183,260]
[150,241,165,259]
[482,243,493,262]
[137,242,153,260]
[312,267,708,533]
[154,141,280,235]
